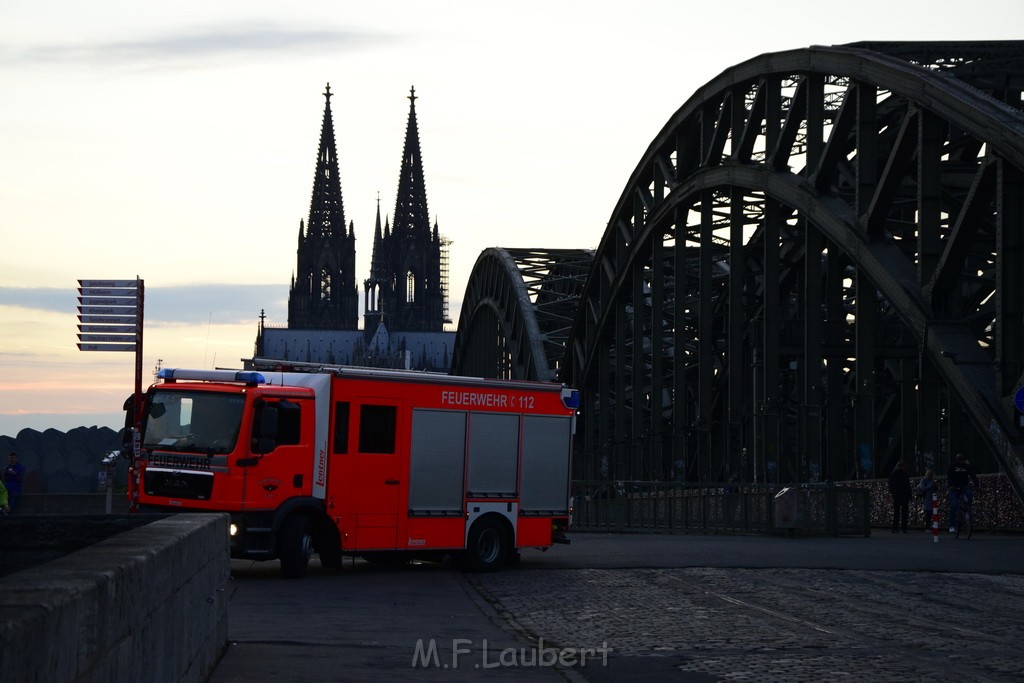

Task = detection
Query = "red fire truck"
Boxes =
[130,362,578,577]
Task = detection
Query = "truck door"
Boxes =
[243,396,314,510]
[351,399,403,549]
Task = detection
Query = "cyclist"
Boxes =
[947,452,979,533]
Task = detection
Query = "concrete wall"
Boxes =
[0,514,167,578]
[0,514,230,683]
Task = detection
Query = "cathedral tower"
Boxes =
[288,83,358,330]
[363,87,445,333]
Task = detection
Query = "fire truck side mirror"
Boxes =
[121,394,135,447]
[252,401,279,455]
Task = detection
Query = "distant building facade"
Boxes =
[255,85,453,372]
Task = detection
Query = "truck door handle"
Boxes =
[385,479,400,485]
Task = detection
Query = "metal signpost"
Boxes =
[77,278,144,511]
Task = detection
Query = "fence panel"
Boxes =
[572,482,869,536]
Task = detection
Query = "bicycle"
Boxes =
[951,487,974,540]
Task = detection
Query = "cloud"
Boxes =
[5,22,398,69]
[3,284,286,325]
[148,284,287,325]
[1,287,70,314]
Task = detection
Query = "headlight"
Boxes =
[229,523,238,537]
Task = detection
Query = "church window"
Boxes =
[321,269,332,301]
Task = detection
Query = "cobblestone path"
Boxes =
[471,568,1024,681]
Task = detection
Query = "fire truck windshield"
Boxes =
[142,390,245,455]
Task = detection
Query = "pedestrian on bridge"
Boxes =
[888,460,912,533]
[3,452,24,513]
[947,452,979,533]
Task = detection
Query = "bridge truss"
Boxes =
[453,42,1024,503]
[451,248,593,382]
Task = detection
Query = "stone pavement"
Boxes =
[470,567,1024,681]
[212,531,1024,682]
[210,559,573,682]
[469,532,1024,681]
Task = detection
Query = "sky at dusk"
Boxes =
[1,0,1020,436]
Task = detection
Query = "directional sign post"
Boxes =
[77,278,144,511]
[77,279,142,353]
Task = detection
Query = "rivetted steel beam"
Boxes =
[565,41,1024,502]
[580,160,1024,499]
[576,48,1024,333]
[452,247,593,382]
[606,160,1024,489]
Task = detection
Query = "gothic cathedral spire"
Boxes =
[288,83,358,330]
[364,86,445,333]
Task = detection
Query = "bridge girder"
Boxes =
[451,248,593,382]
[563,41,1024,498]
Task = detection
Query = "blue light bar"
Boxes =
[157,368,265,384]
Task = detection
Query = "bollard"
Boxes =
[101,450,119,515]
[931,492,939,543]
[105,464,114,514]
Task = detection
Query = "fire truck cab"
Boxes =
[133,363,578,578]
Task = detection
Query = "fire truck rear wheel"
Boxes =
[313,517,343,570]
[465,517,509,572]
[280,514,313,579]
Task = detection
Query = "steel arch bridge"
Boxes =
[453,41,1024,503]
[451,248,593,382]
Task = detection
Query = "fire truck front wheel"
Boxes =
[465,517,510,572]
[279,514,313,579]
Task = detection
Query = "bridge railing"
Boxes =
[571,481,871,537]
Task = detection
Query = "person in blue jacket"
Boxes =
[3,452,25,513]
[947,452,979,533]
